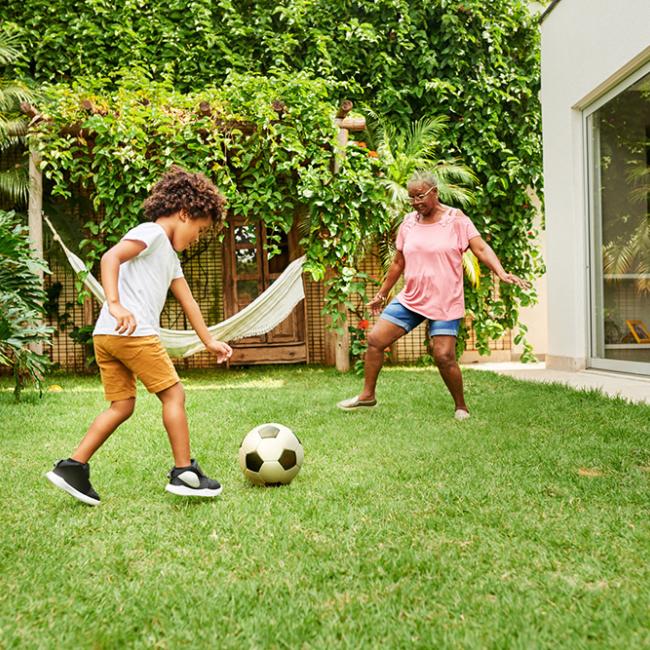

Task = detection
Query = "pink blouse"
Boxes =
[395,208,480,320]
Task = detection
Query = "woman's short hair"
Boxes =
[143,165,226,224]
[407,171,438,189]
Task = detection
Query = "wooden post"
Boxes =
[28,149,44,355]
[333,126,349,174]
[83,296,94,326]
[28,151,44,268]
[333,303,350,372]
[326,101,368,371]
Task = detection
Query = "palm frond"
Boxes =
[0,80,32,101]
[0,167,29,204]
[0,117,28,141]
[436,181,474,207]
[603,218,650,277]
[603,239,637,275]
[462,250,481,289]
[430,159,478,186]
[0,32,21,65]
[636,278,650,295]
[0,91,32,115]
[378,238,397,278]
[404,116,447,158]
[379,177,409,208]
[375,120,397,167]
[629,187,650,205]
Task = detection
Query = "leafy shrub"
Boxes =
[33,72,388,332]
[0,210,52,399]
[5,0,545,353]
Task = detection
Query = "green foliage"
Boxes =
[0,210,52,399]
[0,28,32,206]
[603,220,650,294]
[598,85,650,295]
[32,71,387,326]
[344,276,372,375]
[5,0,545,354]
[69,324,97,368]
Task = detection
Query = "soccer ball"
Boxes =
[238,423,304,486]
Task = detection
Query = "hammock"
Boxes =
[44,215,306,358]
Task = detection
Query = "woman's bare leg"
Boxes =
[432,335,468,412]
[358,320,407,401]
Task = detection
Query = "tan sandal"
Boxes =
[336,395,378,411]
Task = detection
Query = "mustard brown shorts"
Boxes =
[93,335,180,401]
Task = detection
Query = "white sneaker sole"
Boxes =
[165,484,223,497]
[45,471,100,506]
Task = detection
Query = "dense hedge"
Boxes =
[2,0,542,185]
[33,72,387,331]
[3,0,544,355]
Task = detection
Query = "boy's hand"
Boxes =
[109,303,137,335]
[207,340,233,363]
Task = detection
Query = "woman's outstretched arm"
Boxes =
[468,236,530,289]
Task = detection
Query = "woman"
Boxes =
[337,171,529,420]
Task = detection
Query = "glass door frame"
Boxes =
[585,60,650,375]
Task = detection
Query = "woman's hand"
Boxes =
[498,272,531,290]
[366,293,386,316]
[109,302,137,335]
[207,339,233,363]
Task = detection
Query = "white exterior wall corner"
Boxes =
[540,0,650,370]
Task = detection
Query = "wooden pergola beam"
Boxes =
[335,99,354,119]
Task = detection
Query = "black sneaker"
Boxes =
[165,459,222,497]
[45,459,101,506]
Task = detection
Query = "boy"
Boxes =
[46,166,232,505]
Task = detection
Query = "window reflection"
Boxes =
[234,225,256,246]
[591,71,650,365]
[235,247,257,275]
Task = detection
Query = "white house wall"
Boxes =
[540,0,650,370]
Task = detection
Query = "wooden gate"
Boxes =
[222,217,307,364]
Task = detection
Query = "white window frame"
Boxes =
[583,60,650,375]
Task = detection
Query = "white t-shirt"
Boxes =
[93,222,184,337]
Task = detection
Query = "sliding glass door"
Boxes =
[587,66,650,374]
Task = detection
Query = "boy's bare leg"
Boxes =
[358,320,407,401]
[157,382,191,467]
[71,398,136,463]
[432,335,468,412]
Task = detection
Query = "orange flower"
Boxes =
[367,150,379,158]
[358,319,370,330]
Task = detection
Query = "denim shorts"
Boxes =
[380,298,461,337]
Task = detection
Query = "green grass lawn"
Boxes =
[1,366,648,649]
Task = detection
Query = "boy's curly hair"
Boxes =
[143,165,226,224]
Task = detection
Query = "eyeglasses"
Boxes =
[408,186,436,202]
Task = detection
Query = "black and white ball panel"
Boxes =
[238,422,304,486]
